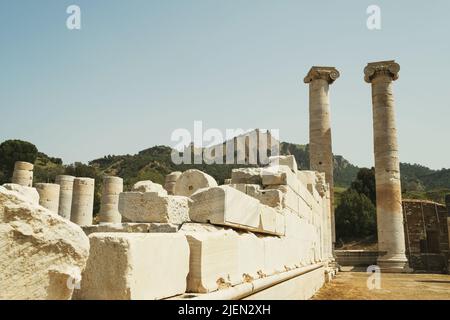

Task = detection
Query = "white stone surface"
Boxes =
[180,224,240,293]
[190,185,258,229]
[231,168,264,184]
[70,178,95,226]
[269,155,298,173]
[35,183,60,214]
[55,175,75,219]
[119,192,190,224]
[190,185,284,236]
[98,176,123,223]
[243,265,325,300]
[236,232,265,280]
[132,180,167,196]
[11,161,33,187]
[0,186,90,300]
[297,171,324,202]
[2,183,39,205]
[76,233,189,300]
[174,169,218,197]
[164,172,182,195]
[229,183,283,210]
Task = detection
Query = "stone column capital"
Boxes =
[364,60,400,83]
[304,66,340,84]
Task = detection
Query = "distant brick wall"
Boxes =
[402,199,449,273]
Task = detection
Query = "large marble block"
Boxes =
[268,155,298,173]
[119,192,190,224]
[190,186,260,230]
[230,168,264,184]
[76,233,189,300]
[180,224,240,293]
[190,186,283,235]
[229,183,283,210]
[236,232,265,281]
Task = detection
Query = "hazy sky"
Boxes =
[1,1,449,169]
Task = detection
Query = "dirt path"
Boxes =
[312,271,450,300]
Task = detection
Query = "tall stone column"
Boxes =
[11,161,34,187]
[55,175,75,219]
[98,176,123,224]
[364,60,408,272]
[304,66,340,250]
[70,177,95,226]
[35,183,60,214]
[446,195,450,274]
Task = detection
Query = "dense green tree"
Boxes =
[0,140,38,183]
[350,167,376,205]
[335,167,377,242]
[335,189,376,241]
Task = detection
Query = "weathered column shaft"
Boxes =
[446,195,450,273]
[164,171,181,195]
[364,60,408,272]
[70,178,95,226]
[98,176,123,223]
[11,161,34,187]
[304,66,339,247]
[55,175,75,219]
[35,183,60,214]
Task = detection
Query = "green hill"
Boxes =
[1,139,449,211]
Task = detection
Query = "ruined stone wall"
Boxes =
[402,199,449,273]
[335,250,379,267]
[72,156,335,300]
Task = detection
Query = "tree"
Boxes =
[0,140,38,183]
[335,189,376,241]
[335,167,377,242]
[350,167,376,205]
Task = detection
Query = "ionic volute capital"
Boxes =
[304,66,340,85]
[364,60,400,83]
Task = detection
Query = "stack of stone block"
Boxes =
[75,179,193,299]
[73,156,334,299]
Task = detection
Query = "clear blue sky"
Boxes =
[1,1,449,169]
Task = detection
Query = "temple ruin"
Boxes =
[1,61,449,300]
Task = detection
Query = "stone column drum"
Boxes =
[364,60,408,272]
[304,66,340,248]
[98,176,123,224]
[164,171,182,195]
[35,183,60,214]
[70,178,95,226]
[55,175,75,219]
[11,161,34,187]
